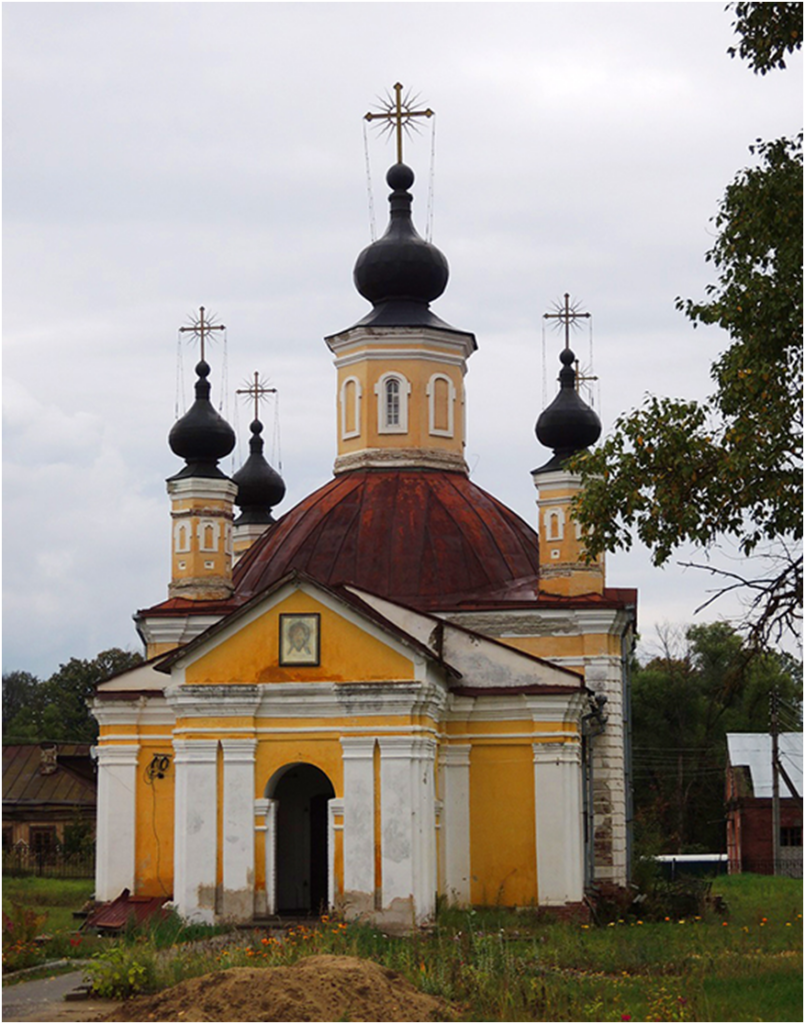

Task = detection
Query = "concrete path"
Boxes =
[2,969,123,1022]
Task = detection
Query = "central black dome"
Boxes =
[353,164,449,308]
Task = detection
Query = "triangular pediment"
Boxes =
[157,572,445,686]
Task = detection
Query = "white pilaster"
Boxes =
[259,798,278,914]
[340,737,376,901]
[173,739,218,924]
[533,740,584,904]
[440,744,471,905]
[379,735,437,921]
[220,738,257,921]
[95,744,139,901]
[328,798,344,912]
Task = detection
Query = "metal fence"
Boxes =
[2,848,95,879]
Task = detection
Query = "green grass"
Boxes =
[6,874,803,1020]
[2,876,98,973]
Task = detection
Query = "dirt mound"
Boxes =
[101,954,456,1022]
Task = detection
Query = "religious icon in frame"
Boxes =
[279,613,320,666]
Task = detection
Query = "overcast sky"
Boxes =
[3,2,802,679]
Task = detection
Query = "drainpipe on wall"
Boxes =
[581,693,608,889]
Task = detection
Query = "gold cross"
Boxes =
[179,306,226,363]
[543,293,591,351]
[236,371,277,422]
[364,83,434,164]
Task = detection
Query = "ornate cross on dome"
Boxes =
[364,82,434,164]
[179,306,226,363]
[236,372,277,421]
[543,293,591,351]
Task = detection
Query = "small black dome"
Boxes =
[353,164,449,312]
[232,419,286,525]
[534,348,601,471]
[168,360,236,479]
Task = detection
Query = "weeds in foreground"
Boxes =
[80,877,802,1021]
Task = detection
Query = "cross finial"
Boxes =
[543,293,591,351]
[364,83,434,164]
[179,306,226,363]
[236,371,277,422]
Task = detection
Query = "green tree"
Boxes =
[727,2,803,73]
[632,623,802,853]
[572,8,802,648]
[4,648,143,743]
[2,671,41,738]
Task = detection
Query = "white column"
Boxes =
[533,740,584,904]
[95,744,139,901]
[328,798,344,912]
[414,737,437,919]
[220,738,256,922]
[340,737,376,905]
[259,798,278,915]
[440,744,471,905]
[379,736,437,921]
[173,739,218,924]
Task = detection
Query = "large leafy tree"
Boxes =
[572,6,802,648]
[3,648,143,743]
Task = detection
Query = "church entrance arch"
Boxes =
[265,763,335,915]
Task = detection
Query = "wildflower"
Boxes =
[622,1015,632,1022]
[608,922,616,927]
[786,922,792,927]
[678,919,685,925]
[69,935,82,947]
[636,920,643,925]
[261,937,269,946]
[722,921,728,927]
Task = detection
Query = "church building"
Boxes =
[92,141,636,926]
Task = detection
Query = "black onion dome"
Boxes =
[168,360,236,480]
[534,348,601,472]
[232,419,286,525]
[352,164,449,324]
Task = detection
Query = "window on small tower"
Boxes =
[375,372,409,433]
[385,378,400,426]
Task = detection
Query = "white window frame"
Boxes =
[374,372,410,434]
[198,519,219,552]
[339,376,362,440]
[426,373,456,437]
[544,509,565,542]
[175,521,191,554]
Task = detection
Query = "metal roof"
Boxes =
[232,468,542,610]
[727,732,803,799]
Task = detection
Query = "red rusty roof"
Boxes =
[232,469,542,610]
[84,889,170,932]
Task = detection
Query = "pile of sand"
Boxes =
[100,954,456,1022]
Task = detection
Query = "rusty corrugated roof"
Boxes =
[232,469,542,609]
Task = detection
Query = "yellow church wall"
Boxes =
[469,743,537,905]
[443,719,574,740]
[498,631,621,664]
[134,743,175,897]
[183,591,416,684]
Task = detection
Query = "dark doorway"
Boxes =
[272,764,335,914]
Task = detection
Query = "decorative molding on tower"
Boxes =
[334,446,467,474]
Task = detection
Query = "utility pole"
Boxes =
[771,690,780,876]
